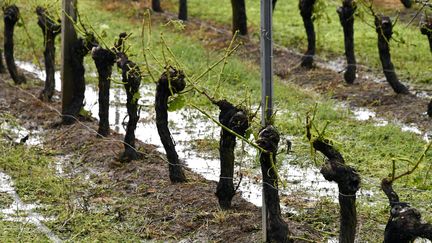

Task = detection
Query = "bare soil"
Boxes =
[129,2,431,133]
[0,72,321,242]
[1,0,429,241]
[373,0,406,9]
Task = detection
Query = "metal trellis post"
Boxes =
[260,0,273,241]
[61,0,78,113]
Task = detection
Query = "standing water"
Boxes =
[0,172,62,243]
[17,62,340,209]
[16,61,432,242]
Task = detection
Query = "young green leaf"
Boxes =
[132,91,141,104]
[79,108,92,118]
[168,95,186,112]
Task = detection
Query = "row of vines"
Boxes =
[154,0,432,105]
[0,0,432,242]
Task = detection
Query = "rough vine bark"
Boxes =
[62,35,98,124]
[420,16,432,52]
[400,0,412,8]
[152,0,163,12]
[115,34,141,162]
[375,15,409,94]
[3,5,26,84]
[428,99,432,117]
[155,67,187,183]
[214,100,249,209]
[381,178,432,242]
[36,7,61,101]
[313,139,360,243]
[273,0,277,11]
[0,49,5,73]
[179,0,187,21]
[299,0,316,68]
[92,46,116,137]
[231,0,248,36]
[338,0,357,84]
[257,125,291,243]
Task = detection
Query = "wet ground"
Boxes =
[23,61,429,206]
[0,0,430,240]
[137,3,431,134]
[0,71,326,241]
[0,171,61,243]
[16,62,341,207]
[2,60,430,242]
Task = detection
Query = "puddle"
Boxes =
[315,57,388,85]
[0,172,62,243]
[328,237,431,243]
[313,55,432,103]
[401,124,422,134]
[345,105,431,142]
[318,57,346,74]
[0,119,42,146]
[352,107,376,121]
[415,239,432,243]
[415,91,432,99]
[50,154,74,177]
[16,62,346,208]
[16,61,426,215]
[396,122,431,142]
[374,118,389,127]
[91,84,346,204]
[399,123,431,142]
[16,61,432,241]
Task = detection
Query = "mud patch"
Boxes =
[0,73,322,241]
[131,2,432,136]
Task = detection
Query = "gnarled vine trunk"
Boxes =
[420,16,432,52]
[375,16,409,94]
[36,7,61,101]
[231,0,248,36]
[155,67,187,183]
[338,0,357,84]
[299,0,316,68]
[215,100,249,209]
[428,99,432,117]
[400,0,412,8]
[62,35,97,124]
[117,52,141,162]
[257,126,291,243]
[0,49,5,73]
[3,5,26,84]
[381,178,432,242]
[179,0,187,21]
[152,0,163,12]
[313,140,360,243]
[92,46,116,137]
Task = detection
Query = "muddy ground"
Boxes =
[0,0,430,241]
[108,0,431,132]
[374,0,408,8]
[0,72,321,241]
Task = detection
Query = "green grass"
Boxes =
[0,113,149,241]
[0,221,50,241]
[5,0,432,205]
[163,0,432,84]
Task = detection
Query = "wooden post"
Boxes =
[261,0,273,241]
[61,0,78,113]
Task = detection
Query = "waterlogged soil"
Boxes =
[201,25,430,132]
[109,0,431,133]
[0,74,321,241]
